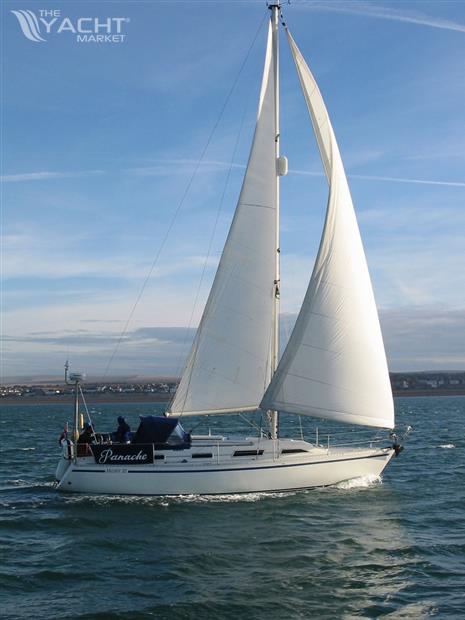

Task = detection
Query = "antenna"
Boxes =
[64,360,86,385]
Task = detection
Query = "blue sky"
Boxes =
[1,0,465,379]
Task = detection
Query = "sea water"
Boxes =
[1,397,464,619]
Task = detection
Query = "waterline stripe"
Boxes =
[71,451,389,475]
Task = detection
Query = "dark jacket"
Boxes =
[77,428,94,444]
[115,420,131,443]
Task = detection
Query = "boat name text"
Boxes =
[98,449,148,464]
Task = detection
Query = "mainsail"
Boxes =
[167,23,278,417]
[261,30,394,429]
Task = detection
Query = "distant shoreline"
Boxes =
[393,389,465,398]
[0,393,171,406]
[2,390,465,406]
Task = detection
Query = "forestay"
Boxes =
[261,30,394,429]
[167,23,278,417]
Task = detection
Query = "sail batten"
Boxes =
[168,23,278,418]
[261,29,394,430]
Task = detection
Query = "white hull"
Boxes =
[56,438,395,496]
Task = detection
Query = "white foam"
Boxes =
[5,479,55,489]
[335,474,382,490]
[7,479,29,486]
[61,490,298,506]
[169,491,297,503]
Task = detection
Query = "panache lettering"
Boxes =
[91,444,154,465]
[98,448,147,464]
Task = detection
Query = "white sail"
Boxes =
[168,23,278,417]
[261,30,394,429]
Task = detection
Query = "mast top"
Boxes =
[268,3,286,29]
[267,2,281,15]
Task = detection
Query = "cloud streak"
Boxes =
[302,1,465,34]
[132,159,465,189]
[3,161,464,188]
[292,168,465,188]
[347,173,465,188]
[1,170,105,182]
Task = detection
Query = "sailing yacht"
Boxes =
[56,5,402,496]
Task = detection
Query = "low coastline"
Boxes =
[1,393,171,406]
[2,390,465,406]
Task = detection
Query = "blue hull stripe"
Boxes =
[71,451,389,475]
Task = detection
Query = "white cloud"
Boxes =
[358,205,465,230]
[380,307,465,370]
[2,231,218,281]
[4,306,465,377]
[127,159,246,177]
[403,144,465,163]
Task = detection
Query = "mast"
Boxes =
[65,361,85,443]
[269,3,280,440]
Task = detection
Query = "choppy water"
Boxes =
[1,397,465,619]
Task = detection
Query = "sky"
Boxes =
[1,0,465,379]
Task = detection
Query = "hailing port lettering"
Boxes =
[11,9,129,44]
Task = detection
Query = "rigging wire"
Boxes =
[102,12,268,380]
[78,385,93,429]
[239,412,264,434]
[172,72,257,383]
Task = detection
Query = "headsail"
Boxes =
[261,30,394,429]
[167,23,278,417]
